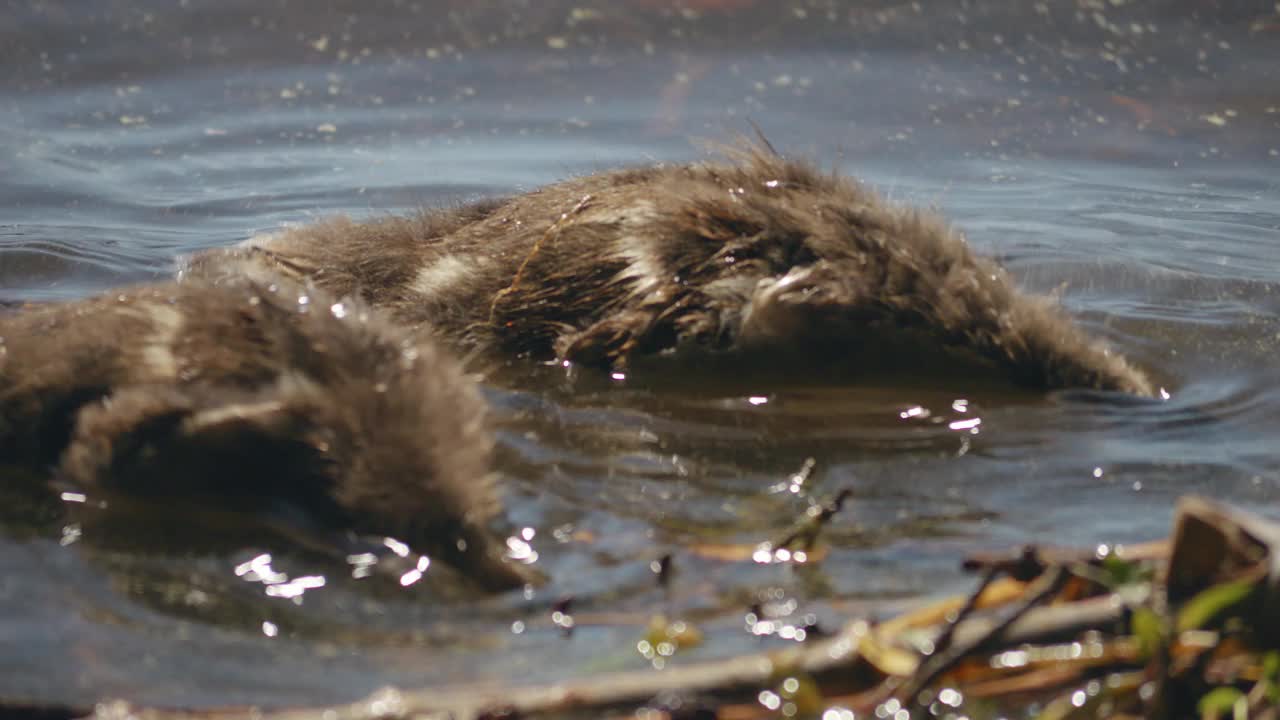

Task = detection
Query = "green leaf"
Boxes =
[1099,554,1154,589]
[1177,578,1257,633]
[1131,606,1165,658]
[1262,651,1280,703]
[1197,686,1245,720]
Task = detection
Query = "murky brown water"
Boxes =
[1,0,1278,709]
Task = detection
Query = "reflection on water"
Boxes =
[1,0,1279,709]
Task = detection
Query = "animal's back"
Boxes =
[0,277,534,591]
[183,150,1153,395]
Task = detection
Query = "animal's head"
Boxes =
[60,310,540,592]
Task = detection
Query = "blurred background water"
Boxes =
[1,0,1278,709]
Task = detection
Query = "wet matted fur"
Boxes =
[185,148,1153,395]
[0,277,536,591]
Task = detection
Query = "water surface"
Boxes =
[1,0,1278,709]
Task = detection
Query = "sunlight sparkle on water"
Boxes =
[900,405,928,419]
[398,556,431,587]
[346,552,378,579]
[235,553,286,583]
[506,535,538,563]
[552,610,574,632]
[938,688,964,707]
[235,553,328,602]
[266,575,326,599]
[777,624,807,642]
[383,537,411,557]
[991,649,1029,668]
[60,524,81,547]
[752,545,808,564]
[948,417,981,432]
[874,698,913,720]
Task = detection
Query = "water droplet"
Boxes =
[382,537,410,557]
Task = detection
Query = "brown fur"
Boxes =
[0,277,537,591]
[185,149,1153,395]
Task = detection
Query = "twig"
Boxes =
[963,540,1167,578]
[83,590,1138,720]
[772,488,851,551]
[895,565,1070,706]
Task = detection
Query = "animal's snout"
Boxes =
[741,262,864,343]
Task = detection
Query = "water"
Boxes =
[1,0,1278,710]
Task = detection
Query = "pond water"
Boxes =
[1,0,1278,710]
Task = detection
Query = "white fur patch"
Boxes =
[140,304,184,379]
[610,200,663,292]
[185,399,286,433]
[411,255,477,298]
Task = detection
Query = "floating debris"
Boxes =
[37,495,1280,719]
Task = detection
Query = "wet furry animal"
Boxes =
[185,148,1153,395]
[0,277,537,591]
